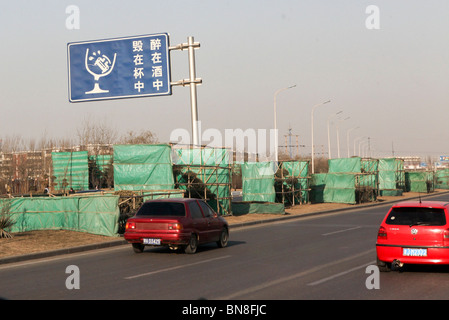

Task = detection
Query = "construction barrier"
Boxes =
[242,162,276,203]
[2,195,120,237]
[405,171,434,193]
[172,146,231,215]
[113,144,175,192]
[52,151,89,191]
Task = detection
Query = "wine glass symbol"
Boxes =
[84,48,117,94]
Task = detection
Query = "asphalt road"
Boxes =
[2,193,449,302]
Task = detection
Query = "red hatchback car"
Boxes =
[124,198,229,254]
[376,201,449,271]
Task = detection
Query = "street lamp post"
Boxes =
[359,140,368,157]
[336,116,350,158]
[274,85,296,162]
[327,110,343,160]
[311,100,331,173]
[353,136,365,156]
[346,126,359,158]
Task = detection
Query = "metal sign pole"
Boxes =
[188,36,200,146]
[170,36,202,147]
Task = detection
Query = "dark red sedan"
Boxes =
[124,198,229,254]
[376,201,449,271]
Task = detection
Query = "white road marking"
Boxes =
[322,226,361,236]
[124,255,232,280]
[307,260,376,286]
[218,250,375,300]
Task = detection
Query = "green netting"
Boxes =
[94,154,113,172]
[378,158,405,195]
[378,159,396,189]
[278,161,309,204]
[242,162,275,202]
[362,158,379,173]
[232,202,285,215]
[360,159,379,188]
[310,173,326,203]
[435,169,449,189]
[2,195,120,236]
[328,157,362,173]
[323,173,357,204]
[113,144,175,191]
[405,171,434,193]
[310,172,376,204]
[172,147,231,215]
[142,190,185,202]
[322,158,377,203]
[52,151,89,191]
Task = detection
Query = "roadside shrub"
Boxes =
[0,200,15,238]
[114,190,144,234]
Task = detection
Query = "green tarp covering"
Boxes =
[280,161,309,204]
[2,195,120,237]
[172,147,231,215]
[113,144,175,191]
[232,202,285,215]
[378,158,405,195]
[322,173,357,204]
[362,158,379,173]
[312,158,377,204]
[52,151,89,191]
[435,169,449,189]
[405,171,434,193]
[310,172,377,204]
[328,157,362,173]
[310,173,327,203]
[242,162,275,202]
[93,154,113,173]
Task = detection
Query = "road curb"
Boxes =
[1,191,448,265]
[229,191,449,229]
[0,239,127,265]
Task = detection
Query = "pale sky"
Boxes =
[1,0,449,159]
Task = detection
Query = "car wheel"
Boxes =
[377,257,391,272]
[217,227,229,248]
[184,234,198,254]
[132,243,145,253]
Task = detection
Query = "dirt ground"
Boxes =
[0,191,440,259]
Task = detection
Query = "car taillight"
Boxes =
[377,226,387,239]
[126,222,136,230]
[443,229,449,240]
[168,223,182,231]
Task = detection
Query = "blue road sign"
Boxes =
[68,33,171,102]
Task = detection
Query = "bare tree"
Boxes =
[76,116,118,148]
[1,134,25,153]
[119,130,158,145]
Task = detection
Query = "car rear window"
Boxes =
[386,207,447,226]
[136,202,186,217]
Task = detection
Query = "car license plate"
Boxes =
[403,248,427,256]
[143,238,161,245]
